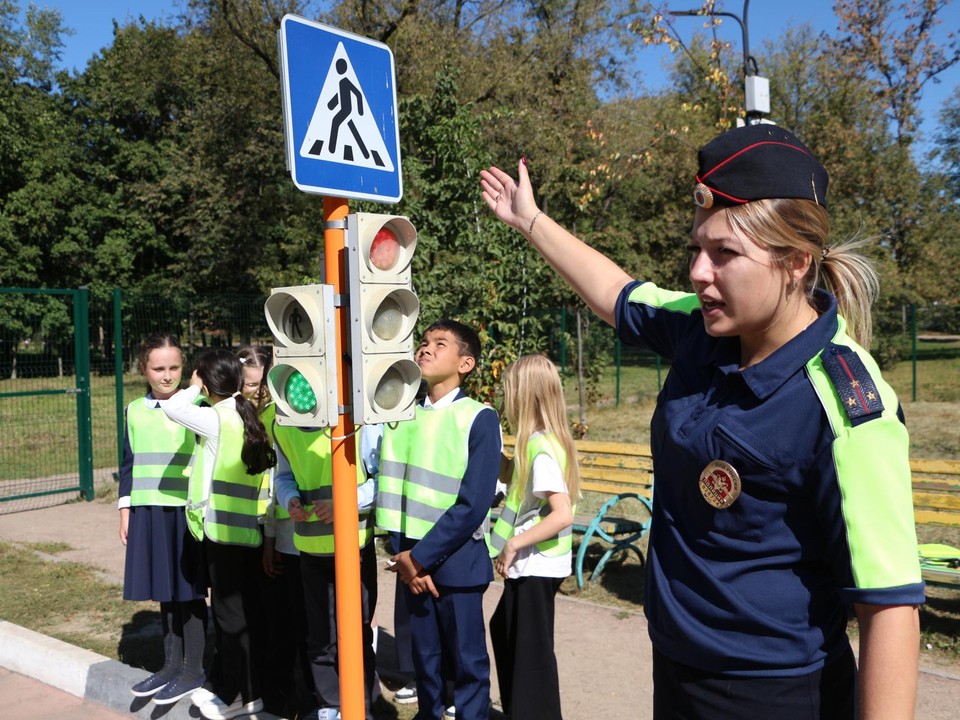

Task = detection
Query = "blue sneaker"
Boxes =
[153,672,204,705]
[130,669,176,697]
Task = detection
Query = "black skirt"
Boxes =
[123,504,208,602]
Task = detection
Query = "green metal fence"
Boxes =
[0,287,94,508]
[109,290,272,471]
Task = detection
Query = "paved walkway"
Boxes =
[0,667,129,720]
[0,495,958,719]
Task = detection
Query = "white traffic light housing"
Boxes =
[347,212,421,424]
[264,284,339,427]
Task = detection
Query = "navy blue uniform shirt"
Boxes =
[616,281,924,677]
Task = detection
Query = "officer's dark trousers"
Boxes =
[205,539,264,704]
[300,542,378,718]
[489,575,564,719]
[406,584,490,720]
[652,643,858,720]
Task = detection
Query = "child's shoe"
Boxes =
[191,686,216,706]
[130,669,175,697]
[393,681,418,704]
[152,672,204,705]
[306,708,341,720]
[199,695,264,720]
[444,707,456,719]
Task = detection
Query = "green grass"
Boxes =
[0,374,145,482]
[0,541,160,666]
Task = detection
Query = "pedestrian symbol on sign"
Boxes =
[299,42,395,172]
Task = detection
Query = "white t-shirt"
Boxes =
[503,435,572,580]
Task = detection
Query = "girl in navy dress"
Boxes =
[120,333,208,705]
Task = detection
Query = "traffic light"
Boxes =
[346,212,421,424]
[263,284,339,427]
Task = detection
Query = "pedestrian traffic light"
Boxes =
[264,284,339,427]
[346,212,421,424]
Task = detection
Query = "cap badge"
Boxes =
[694,182,714,209]
[699,460,741,509]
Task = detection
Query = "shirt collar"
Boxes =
[422,386,463,409]
[143,393,167,409]
[736,289,838,400]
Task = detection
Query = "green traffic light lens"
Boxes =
[285,371,317,413]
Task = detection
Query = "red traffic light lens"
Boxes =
[369,227,400,271]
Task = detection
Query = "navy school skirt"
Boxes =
[123,504,208,602]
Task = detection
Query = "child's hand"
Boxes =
[495,541,518,578]
[119,507,130,546]
[287,497,312,522]
[189,370,204,389]
[390,550,422,585]
[262,536,283,578]
[312,500,334,524]
[409,573,439,598]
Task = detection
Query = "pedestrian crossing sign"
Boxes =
[279,15,402,203]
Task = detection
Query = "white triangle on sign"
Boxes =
[299,42,395,172]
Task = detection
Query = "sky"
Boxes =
[32,0,960,154]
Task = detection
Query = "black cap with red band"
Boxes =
[693,124,829,210]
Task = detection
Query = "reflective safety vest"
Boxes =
[488,433,573,558]
[186,405,262,547]
[256,403,276,521]
[273,424,373,556]
[377,398,490,540]
[127,398,195,507]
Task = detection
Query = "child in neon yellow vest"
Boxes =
[164,349,276,720]
[378,319,501,720]
[120,333,207,706]
[488,354,580,719]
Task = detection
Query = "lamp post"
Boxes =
[669,0,769,124]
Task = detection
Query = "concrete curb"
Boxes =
[0,621,282,719]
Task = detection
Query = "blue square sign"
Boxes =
[279,15,402,203]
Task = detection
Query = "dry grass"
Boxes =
[573,387,960,462]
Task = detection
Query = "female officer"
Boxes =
[480,124,925,719]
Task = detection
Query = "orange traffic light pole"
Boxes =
[323,196,366,720]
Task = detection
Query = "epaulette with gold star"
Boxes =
[821,344,884,424]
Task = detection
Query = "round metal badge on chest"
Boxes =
[699,460,742,509]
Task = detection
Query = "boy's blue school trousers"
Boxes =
[405,584,490,720]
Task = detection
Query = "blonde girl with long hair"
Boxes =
[489,353,580,720]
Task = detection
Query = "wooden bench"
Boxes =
[912,458,960,589]
[504,438,960,590]
[502,438,653,587]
